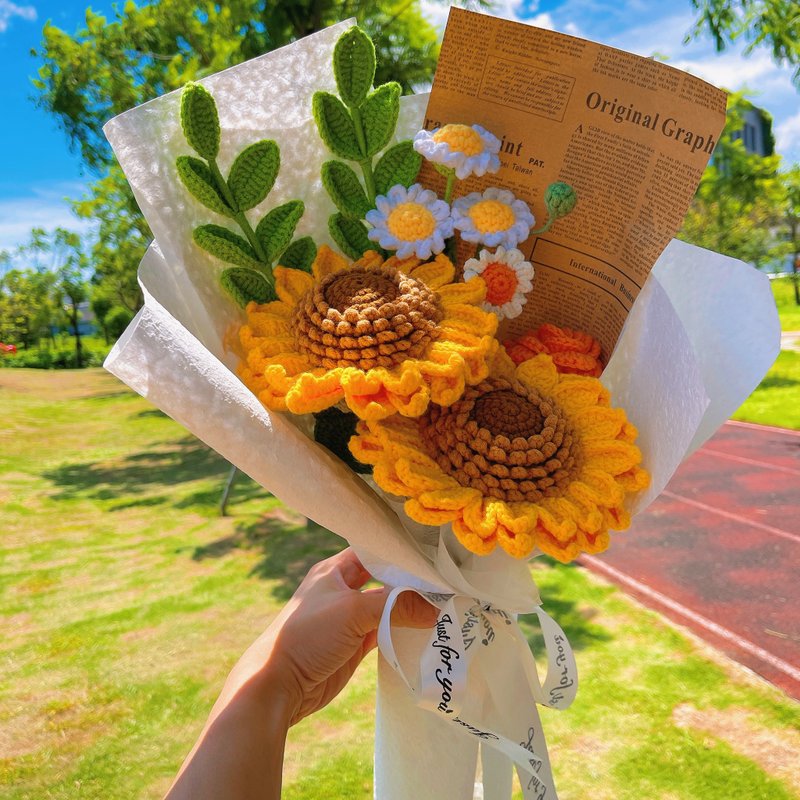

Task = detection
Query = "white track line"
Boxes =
[581,555,800,685]
[725,419,800,437]
[660,490,800,546]
[700,447,800,477]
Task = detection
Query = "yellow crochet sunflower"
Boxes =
[350,352,650,562]
[237,246,498,420]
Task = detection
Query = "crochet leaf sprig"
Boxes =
[177,83,316,308]
[313,26,422,260]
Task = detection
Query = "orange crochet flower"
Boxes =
[237,246,498,421]
[351,353,649,562]
[504,323,603,377]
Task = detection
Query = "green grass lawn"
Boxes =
[732,276,800,430]
[1,369,798,800]
[771,276,800,332]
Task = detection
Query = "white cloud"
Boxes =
[776,111,800,159]
[0,0,36,33]
[0,183,95,257]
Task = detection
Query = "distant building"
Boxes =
[729,102,775,157]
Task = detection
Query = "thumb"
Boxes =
[353,588,439,636]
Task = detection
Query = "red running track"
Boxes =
[580,420,800,699]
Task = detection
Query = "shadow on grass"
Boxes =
[192,509,345,600]
[755,375,799,390]
[518,562,612,652]
[42,437,266,511]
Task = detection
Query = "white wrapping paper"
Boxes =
[103,21,781,800]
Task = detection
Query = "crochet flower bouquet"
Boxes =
[105,21,779,800]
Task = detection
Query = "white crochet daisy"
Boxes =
[463,246,534,320]
[413,124,501,180]
[366,183,453,260]
[452,188,535,249]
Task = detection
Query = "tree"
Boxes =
[19,228,90,366]
[0,268,56,349]
[688,0,800,87]
[679,94,785,267]
[32,0,451,318]
[778,165,800,304]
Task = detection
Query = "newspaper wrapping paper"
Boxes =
[103,21,781,800]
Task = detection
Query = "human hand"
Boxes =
[165,548,438,800]
[227,547,439,726]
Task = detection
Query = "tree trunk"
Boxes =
[70,301,83,368]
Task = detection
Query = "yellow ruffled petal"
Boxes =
[348,432,386,466]
[440,304,497,336]
[551,376,610,415]
[285,369,345,414]
[311,244,349,281]
[383,255,422,273]
[408,253,455,288]
[405,498,458,526]
[396,459,456,493]
[452,517,497,555]
[274,266,314,305]
[489,347,518,382]
[417,486,481,511]
[571,406,627,440]
[581,439,642,476]
[353,250,385,270]
[436,276,486,307]
[516,354,558,395]
[374,462,415,497]
[496,524,536,559]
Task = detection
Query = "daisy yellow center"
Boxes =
[468,200,515,234]
[482,261,519,306]
[386,202,437,242]
[432,124,484,156]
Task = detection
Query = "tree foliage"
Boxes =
[688,0,800,86]
[679,94,785,267]
[31,0,450,321]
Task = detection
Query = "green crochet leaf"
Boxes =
[360,83,401,158]
[176,156,234,218]
[193,224,261,269]
[255,200,305,264]
[374,141,423,196]
[321,160,371,219]
[180,83,220,161]
[329,213,373,261]
[280,237,317,272]
[313,91,363,161]
[220,268,277,307]
[333,26,376,108]
[228,140,280,212]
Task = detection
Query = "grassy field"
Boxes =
[731,276,800,429]
[1,368,798,800]
[771,276,800,332]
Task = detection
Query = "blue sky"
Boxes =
[1,0,799,256]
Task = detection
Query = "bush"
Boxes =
[106,306,135,339]
[0,336,111,369]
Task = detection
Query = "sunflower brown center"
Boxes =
[418,378,581,503]
[292,264,444,371]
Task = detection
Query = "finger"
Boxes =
[335,548,372,590]
[352,587,438,637]
[391,590,440,629]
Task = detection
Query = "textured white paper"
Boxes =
[103,23,781,800]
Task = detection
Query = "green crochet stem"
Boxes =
[208,160,271,268]
[530,217,554,236]
[349,105,377,205]
[444,170,456,205]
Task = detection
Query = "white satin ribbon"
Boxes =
[377,585,577,799]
